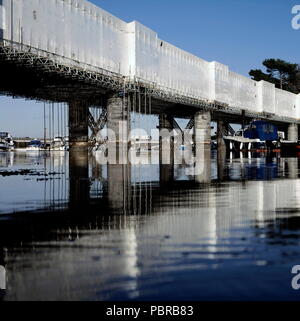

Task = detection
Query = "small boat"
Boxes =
[224,121,300,153]
[0,132,15,151]
[224,121,279,151]
[0,141,8,151]
[50,136,68,151]
[179,145,185,151]
[26,139,44,151]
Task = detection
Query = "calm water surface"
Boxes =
[0,150,300,301]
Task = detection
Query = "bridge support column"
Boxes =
[217,120,227,152]
[287,158,298,179]
[217,146,227,181]
[69,101,89,151]
[107,93,130,163]
[159,113,174,183]
[288,123,298,142]
[216,120,228,180]
[194,111,211,183]
[194,111,211,147]
[108,164,132,213]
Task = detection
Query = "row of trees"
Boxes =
[249,59,300,94]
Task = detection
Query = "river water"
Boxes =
[0,150,300,301]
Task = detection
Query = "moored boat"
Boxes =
[26,139,44,151]
[224,121,281,151]
[224,120,300,153]
[50,136,68,151]
[0,132,15,151]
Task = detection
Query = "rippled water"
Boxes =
[1,150,300,301]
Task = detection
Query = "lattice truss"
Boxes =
[172,118,195,145]
[88,107,107,143]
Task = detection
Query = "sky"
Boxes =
[1,0,299,137]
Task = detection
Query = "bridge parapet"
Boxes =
[257,81,276,114]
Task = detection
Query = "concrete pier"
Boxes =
[287,158,298,179]
[69,101,89,151]
[194,111,211,146]
[159,113,175,183]
[194,111,211,183]
[216,120,227,181]
[217,120,227,152]
[194,147,211,183]
[107,164,131,213]
[217,147,227,181]
[159,114,174,158]
[107,94,130,163]
[288,123,298,142]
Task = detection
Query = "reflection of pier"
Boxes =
[65,150,300,247]
[1,150,300,216]
[107,164,132,213]
[69,149,89,208]
[1,150,300,300]
[1,151,300,300]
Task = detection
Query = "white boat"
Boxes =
[26,139,44,151]
[0,132,15,151]
[50,136,68,151]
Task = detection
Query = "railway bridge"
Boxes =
[0,0,300,155]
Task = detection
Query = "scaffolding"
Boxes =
[0,39,299,126]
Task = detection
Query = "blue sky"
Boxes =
[1,0,299,137]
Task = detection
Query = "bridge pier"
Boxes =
[107,164,132,213]
[194,147,211,183]
[194,111,211,183]
[107,93,131,163]
[194,111,211,147]
[217,146,227,181]
[217,120,228,152]
[69,101,89,151]
[159,113,174,183]
[288,123,298,142]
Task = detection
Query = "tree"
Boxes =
[249,59,300,94]
[249,69,271,82]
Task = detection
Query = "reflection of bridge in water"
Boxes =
[0,150,299,219]
[0,151,300,300]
